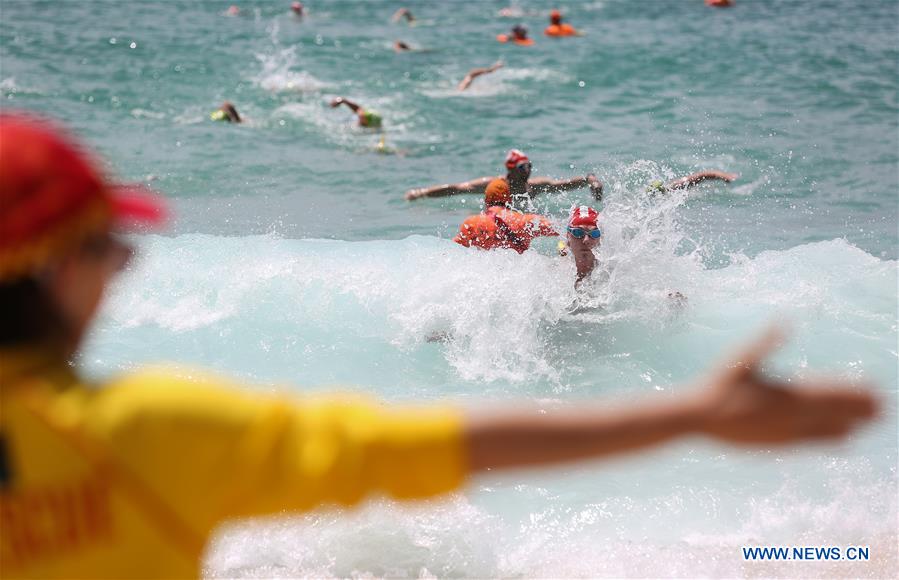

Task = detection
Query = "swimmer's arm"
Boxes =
[528,174,604,200]
[465,329,878,472]
[330,97,361,113]
[458,61,504,91]
[404,176,495,200]
[667,170,738,190]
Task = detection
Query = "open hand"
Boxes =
[694,327,878,445]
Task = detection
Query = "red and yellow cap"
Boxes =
[569,205,598,228]
[0,113,167,281]
[484,178,512,206]
[504,149,530,170]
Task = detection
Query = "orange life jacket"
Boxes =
[453,206,556,253]
[545,23,578,37]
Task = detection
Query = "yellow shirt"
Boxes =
[0,349,466,579]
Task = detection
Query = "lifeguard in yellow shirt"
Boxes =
[0,113,878,578]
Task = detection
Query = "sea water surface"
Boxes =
[2,0,897,577]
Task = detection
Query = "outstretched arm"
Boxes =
[330,97,362,114]
[667,170,738,191]
[466,328,878,472]
[405,176,496,200]
[528,174,604,200]
[458,61,504,91]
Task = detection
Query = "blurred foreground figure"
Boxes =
[0,114,878,578]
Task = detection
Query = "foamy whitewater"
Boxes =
[3,0,897,577]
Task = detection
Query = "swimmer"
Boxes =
[545,9,583,37]
[210,101,241,123]
[394,40,412,52]
[706,0,733,7]
[497,24,534,46]
[646,170,738,194]
[405,149,604,205]
[458,61,504,91]
[290,2,304,16]
[453,179,557,253]
[0,112,879,580]
[558,205,601,287]
[392,7,415,23]
[225,5,240,16]
[330,97,382,128]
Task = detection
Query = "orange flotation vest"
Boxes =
[453,206,556,253]
[544,23,578,37]
[705,0,732,6]
[497,34,535,46]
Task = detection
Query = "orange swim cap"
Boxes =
[484,178,512,206]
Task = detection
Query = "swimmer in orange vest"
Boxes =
[0,112,880,579]
[544,9,582,37]
[645,170,738,194]
[405,149,603,204]
[458,61,504,91]
[453,179,557,253]
[497,24,535,46]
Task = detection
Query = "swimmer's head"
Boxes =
[485,179,512,207]
[550,10,562,25]
[291,2,304,15]
[505,149,532,180]
[646,179,668,194]
[226,5,240,16]
[567,205,601,247]
[511,24,529,40]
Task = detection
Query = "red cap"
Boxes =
[568,205,598,228]
[0,113,167,280]
[505,149,530,170]
[550,10,562,24]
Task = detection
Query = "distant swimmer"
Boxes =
[545,9,582,37]
[394,40,412,52]
[290,2,304,16]
[405,149,604,204]
[458,61,504,91]
[392,7,415,23]
[225,5,240,16]
[330,97,382,128]
[706,0,733,7]
[646,170,738,194]
[558,205,602,287]
[454,179,557,253]
[497,24,534,46]
[210,101,242,123]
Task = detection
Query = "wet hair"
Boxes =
[0,277,67,347]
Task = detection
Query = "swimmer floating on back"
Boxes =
[210,101,242,123]
[545,9,583,37]
[458,61,504,91]
[497,24,534,46]
[405,149,603,206]
[645,170,738,194]
[330,97,382,128]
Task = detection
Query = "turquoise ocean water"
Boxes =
[2,0,897,577]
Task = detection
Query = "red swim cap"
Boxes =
[569,205,598,228]
[0,113,167,281]
[550,10,562,24]
[505,149,530,169]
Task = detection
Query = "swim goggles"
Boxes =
[567,226,601,239]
